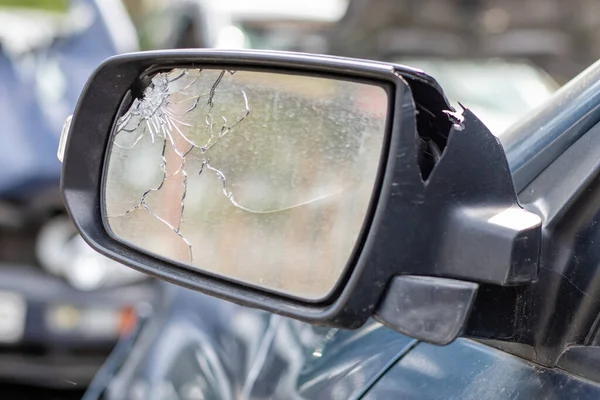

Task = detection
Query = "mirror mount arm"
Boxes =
[374,110,543,345]
[381,108,542,284]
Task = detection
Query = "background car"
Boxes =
[0,0,158,394]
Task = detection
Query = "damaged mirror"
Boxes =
[103,68,388,300]
[63,51,539,342]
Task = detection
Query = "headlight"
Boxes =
[36,215,146,290]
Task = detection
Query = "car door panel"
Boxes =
[246,317,417,399]
[364,338,600,399]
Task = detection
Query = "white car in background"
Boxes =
[393,58,559,136]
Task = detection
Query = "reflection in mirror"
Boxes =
[104,68,388,300]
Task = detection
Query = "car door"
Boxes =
[364,338,600,400]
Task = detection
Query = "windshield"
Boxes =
[393,58,559,135]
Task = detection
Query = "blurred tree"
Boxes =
[0,0,68,11]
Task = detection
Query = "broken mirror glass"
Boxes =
[103,68,388,300]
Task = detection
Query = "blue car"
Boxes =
[0,0,157,388]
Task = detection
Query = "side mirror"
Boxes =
[60,50,541,344]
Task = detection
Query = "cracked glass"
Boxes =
[103,68,388,300]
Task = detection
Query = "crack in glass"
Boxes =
[103,68,388,300]
[109,69,250,262]
[108,68,352,263]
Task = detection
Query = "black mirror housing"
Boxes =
[61,50,541,343]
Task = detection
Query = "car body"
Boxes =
[97,284,600,400]
[0,0,157,388]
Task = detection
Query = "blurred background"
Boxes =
[0,0,597,398]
